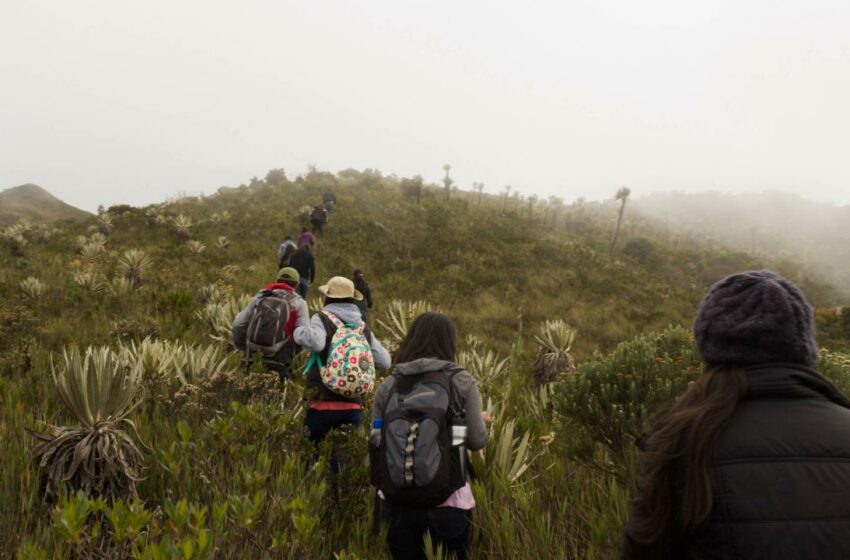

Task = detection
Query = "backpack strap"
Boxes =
[325,311,364,332]
[301,311,340,376]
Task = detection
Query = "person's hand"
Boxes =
[480,411,492,426]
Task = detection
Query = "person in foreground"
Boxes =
[623,270,850,559]
[371,312,490,560]
[293,276,391,471]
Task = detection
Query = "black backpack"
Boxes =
[245,290,297,358]
[310,207,327,223]
[370,368,466,506]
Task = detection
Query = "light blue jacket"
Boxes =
[293,302,392,369]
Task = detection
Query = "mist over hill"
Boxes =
[0,184,91,226]
[631,191,850,298]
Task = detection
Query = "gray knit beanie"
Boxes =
[693,270,819,366]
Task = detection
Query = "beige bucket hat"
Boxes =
[319,276,364,301]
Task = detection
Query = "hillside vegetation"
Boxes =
[2,169,850,558]
[632,190,850,299]
[0,184,91,227]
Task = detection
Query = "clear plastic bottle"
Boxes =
[370,418,383,447]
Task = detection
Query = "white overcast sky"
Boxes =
[2,0,849,211]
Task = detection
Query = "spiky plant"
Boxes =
[3,222,29,245]
[28,347,146,500]
[79,242,106,264]
[117,249,151,289]
[171,344,232,385]
[220,264,240,279]
[109,277,135,297]
[2,222,29,255]
[196,294,253,346]
[376,300,432,352]
[484,419,533,485]
[187,240,206,255]
[117,338,176,389]
[172,214,193,240]
[88,232,108,249]
[533,320,578,384]
[97,213,114,235]
[216,236,230,250]
[72,271,105,294]
[198,283,225,304]
[74,234,90,253]
[20,276,45,299]
[458,347,510,386]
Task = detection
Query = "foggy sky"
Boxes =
[2,0,849,212]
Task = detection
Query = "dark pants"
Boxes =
[297,278,309,298]
[382,503,472,560]
[263,344,295,382]
[304,408,363,474]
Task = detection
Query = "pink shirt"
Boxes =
[379,482,476,510]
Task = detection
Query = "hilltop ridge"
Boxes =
[0,184,91,226]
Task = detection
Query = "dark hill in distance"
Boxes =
[0,184,91,227]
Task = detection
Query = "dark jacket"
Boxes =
[624,364,850,559]
[289,247,316,283]
[354,280,373,319]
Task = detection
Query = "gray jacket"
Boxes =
[293,302,391,369]
[372,358,489,451]
[231,287,309,349]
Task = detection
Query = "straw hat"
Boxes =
[319,276,364,301]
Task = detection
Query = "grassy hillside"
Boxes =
[632,190,850,299]
[0,184,91,227]
[2,169,849,558]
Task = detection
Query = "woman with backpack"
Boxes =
[624,270,850,559]
[293,276,391,472]
[371,312,490,560]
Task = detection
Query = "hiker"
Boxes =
[323,189,337,212]
[371,312,490,560]
[277,235,297,268]
[231,267,308,382]
[293,276,391,474]
[352,269,373,321]
[298,227,315,248]
[310,205,328,233]
[289,243,316,298]
[623,270,850,559]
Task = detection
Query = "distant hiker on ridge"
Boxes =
[310,205,328,233]
[624,270,850,559]
[298,227,315,248]
[231,267,309,382]
[323,188,337,212]
[277,235,297,268]
[289,242,316,298]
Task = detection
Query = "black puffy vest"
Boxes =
[626,364,850,559]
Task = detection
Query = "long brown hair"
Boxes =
[393,312,457,365]
[628,365,748,553]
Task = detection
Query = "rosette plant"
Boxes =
[533,319,578,384]
[28,347,147,500]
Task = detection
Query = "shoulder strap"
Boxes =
[324,311,345,329]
